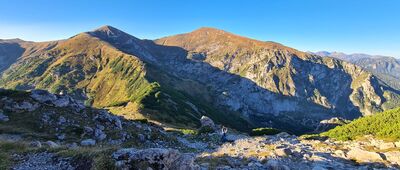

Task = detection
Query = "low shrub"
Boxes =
[250,127,281,136]
[198,126,215,134]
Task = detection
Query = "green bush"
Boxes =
[250,127,281,136]
[322,107,400,141]
[181,129,198,135]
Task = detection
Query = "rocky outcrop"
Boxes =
[384,151,400,165]
[0,110,9,122]
[346,148,384,162]
[112,148,199,170]
[200,116,215,128]
[314,117,349,132]
[30,90,85,111]
[12,152,74,170]
[80,139,96,146]
[45,141,60,148]
[0,89,153,148]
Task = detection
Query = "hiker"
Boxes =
[221,126,228,143]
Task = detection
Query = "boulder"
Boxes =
[12,101,38,112]
[200,116,215,128]
[314,117,349,132]
[334,150,346,158]
[395,141,400,148]
[138,134,146,142]
[94,128,107,141]
[67,143,78,149]
[379,142,395,150]
[57,133,66,140]
[112,148,199,170]
[0,111,9,122]
[84,126,94,134]
[45,141,59,148]
[170,153,198,170]
[80,139,96,146]
[58,116,67,125]
[275,148,292,157]
[346,148,383,162]
[275,132,291,138]
[114,118,123,130]
[30,90,57,103]
[312,164,329,170]
[29,141,42,148]
[384,151,400,164]
[53,96,70,107]
[265,159,290,170]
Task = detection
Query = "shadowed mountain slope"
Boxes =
[1,26,399,133]
[0,27,250,131]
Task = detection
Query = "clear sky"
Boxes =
[0,0,399,57]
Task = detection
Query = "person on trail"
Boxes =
[221,126,228,143]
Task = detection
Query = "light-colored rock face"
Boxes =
[346,148,384,162]
[384,151,400,165]
[152,28,400,132]
[195,133,400,169]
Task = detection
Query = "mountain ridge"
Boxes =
[1,26,399,133]
[313,51,400,90]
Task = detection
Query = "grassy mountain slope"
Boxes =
[321,107,400,141]
[155,27,400,118]
[1,26,399,133]
[0,30,251,131]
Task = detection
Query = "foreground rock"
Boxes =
[1,89,399,170]
[12,152,73,170]
[200,116,215,129]
[30,89,85,111]
[346,148,384,162]
[196,134,400,170]
[384,151,400,165]
[0,110,9,122]
[112,148,199,170]
[80,139,96,146]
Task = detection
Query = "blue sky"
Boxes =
[0,0,399,57]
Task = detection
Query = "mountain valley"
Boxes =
[1,26,399,134]
[1,26,400,170]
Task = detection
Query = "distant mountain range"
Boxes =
[313,51,400,90]
[1,26,399,134]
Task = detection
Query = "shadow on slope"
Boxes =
[0,42,25,73]
[89,30,365,134]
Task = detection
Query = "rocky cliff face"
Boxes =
[314,51,400,90]
[1,26,399,133]
[151,28,400,131]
